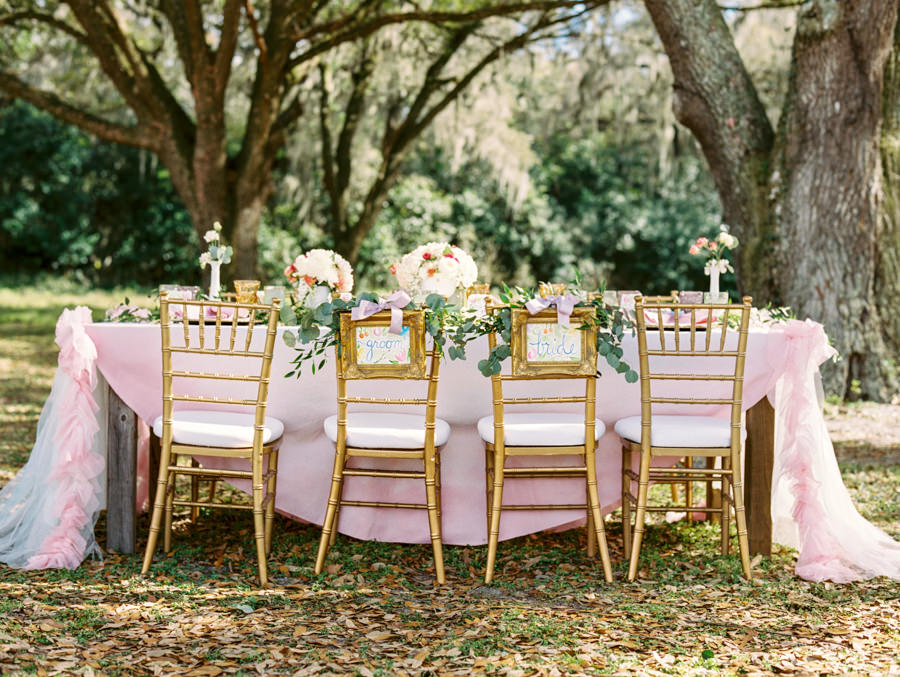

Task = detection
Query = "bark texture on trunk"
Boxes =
[645,0,900,400]
[774,0,898,399]
[877,16,900,372]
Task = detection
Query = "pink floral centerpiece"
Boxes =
[689,225,738,299]
[391,242,478,302]
[284,248,354,307]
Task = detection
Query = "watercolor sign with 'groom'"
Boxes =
[525,322,582,362]
[355,326,411,365]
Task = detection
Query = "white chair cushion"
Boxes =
[323,412,451,449]
[476,413,606,446]
[152,410,284,448]
[614,415,742,448]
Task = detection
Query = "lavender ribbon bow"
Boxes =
[350,290,412,335]
[524,293,581,327]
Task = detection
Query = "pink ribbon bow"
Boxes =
[350,290,412,335]
[524,293,581,327]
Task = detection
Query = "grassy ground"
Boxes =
[1,284,898,676]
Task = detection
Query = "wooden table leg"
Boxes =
[745,397,775,556]
[107,385,137,553]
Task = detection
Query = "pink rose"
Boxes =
[709,241,718,251]
[696,237,708,246]
[689,245,700,255]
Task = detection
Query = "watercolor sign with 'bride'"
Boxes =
[355,326,411,365]
[525,323,582,363]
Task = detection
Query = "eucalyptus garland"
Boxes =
[280,284,638,383]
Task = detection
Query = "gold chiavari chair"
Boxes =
[315,309,448,583]
[479,305,613,584]
[141,292,284,586]
[616,295,753,581]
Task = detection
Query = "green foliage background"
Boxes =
[0,101,731,296]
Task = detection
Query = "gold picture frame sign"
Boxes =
[339,309,427,379]
[510,307,597,377]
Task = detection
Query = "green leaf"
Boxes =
[282,330,296,348]
[299,325,319,343]
[606,354,620,368]
[313,302,334,324]
[493,344,511,360]
[425,293,447,310]
[477,359,494,377]
[625,370,639,384]
[597,341,610,356]
[280,303,297,326]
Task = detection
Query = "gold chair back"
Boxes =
[634,296,752,441]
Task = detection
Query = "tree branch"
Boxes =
[241,0,268,66]
[216,0,245,84]
[317,63,341,231]
[0,71,150,149]
[717,0,805,10]
[0,10,90,46]
[286,0,603,70]
[336,48,375,195]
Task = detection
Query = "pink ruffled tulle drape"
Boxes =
[770,320,900,582]
[0,307,105,570]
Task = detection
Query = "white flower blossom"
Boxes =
[285,249,354,294]
[203,230,219,243]
[391,242,479,301]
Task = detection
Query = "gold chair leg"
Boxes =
[586,447,613,583]
[163,465,176,554]
[484,447,506,584]
[435,451,443,527]
[621,443,633,557]
[328,456,346,549]
[141,438,174,575]
[730,447,752,580]
[586,501,596,559]
[484,446,494,532]
[252,453,268,586]
[425,450,445,584]
[721,455,731,556]
[685,456,694,522]
[627,447,652,582]
[264,446,280,556]
[315,445,347,574]
[190,458,200,522]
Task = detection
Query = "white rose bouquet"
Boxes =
[391,242,478,301]
[198,221,232,269]
[284,249,354,306]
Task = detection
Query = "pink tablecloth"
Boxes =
[84,323,789,546]
[6,312,899,581]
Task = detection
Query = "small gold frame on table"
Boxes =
[338,309,427,379]
[509,307,597,377]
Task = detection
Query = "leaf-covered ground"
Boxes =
[1,285,899,676]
